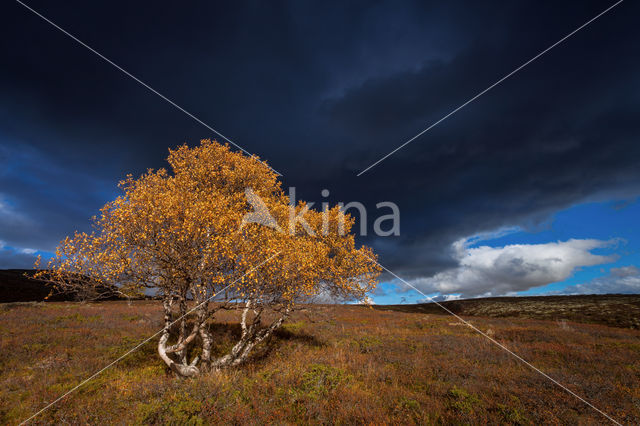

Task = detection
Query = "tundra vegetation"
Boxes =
[1,301,639,424]
[34,140,380,376]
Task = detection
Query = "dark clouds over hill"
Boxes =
[1,1,639,295]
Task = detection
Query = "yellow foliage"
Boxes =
[37,139,381,306]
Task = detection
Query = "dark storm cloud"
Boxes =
[1,0,639,286]
[0,143,116,252]
[0,247,39,269]
[314,0,640,280]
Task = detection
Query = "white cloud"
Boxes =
[419,294,462,303]
[443,294,462,301]
[404,237,618,298]
[561,266,640,294]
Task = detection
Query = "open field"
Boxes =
[1,299,639,424]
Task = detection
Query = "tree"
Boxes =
[36,140,380,376]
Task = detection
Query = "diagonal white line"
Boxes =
[19,252,281,425]
[15,0,282,177]
[373,259,621,425]
[357,0,624,176]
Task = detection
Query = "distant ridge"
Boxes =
[0,269,120,303]
[374,294,640,329]
[0,269,70,302]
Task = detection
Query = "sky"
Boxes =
[1,0,639,303]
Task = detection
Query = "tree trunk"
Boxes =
[157,297,200,377]
[177,297,188,364]
[211,302,290,369]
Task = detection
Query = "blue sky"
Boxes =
[373,198,640,304]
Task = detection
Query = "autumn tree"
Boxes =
[36,140,380,376]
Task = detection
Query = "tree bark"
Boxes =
[157,297,200,377]
[211,301,290,369]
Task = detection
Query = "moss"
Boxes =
[282,321,306,333]
[121,314,143,322]
[397,396,420,411]
[293,363,351,399]
[496,395,530,425]
[497,403,529,425]
[135,393,204,425]
[22,342,47,353]
[50,313,101,324]
[393,396,423,423]
[447,386,481,414]
[354,336,383,353]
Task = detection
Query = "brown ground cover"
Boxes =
[1,298,638,424]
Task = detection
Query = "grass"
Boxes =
[1,299,639,424]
